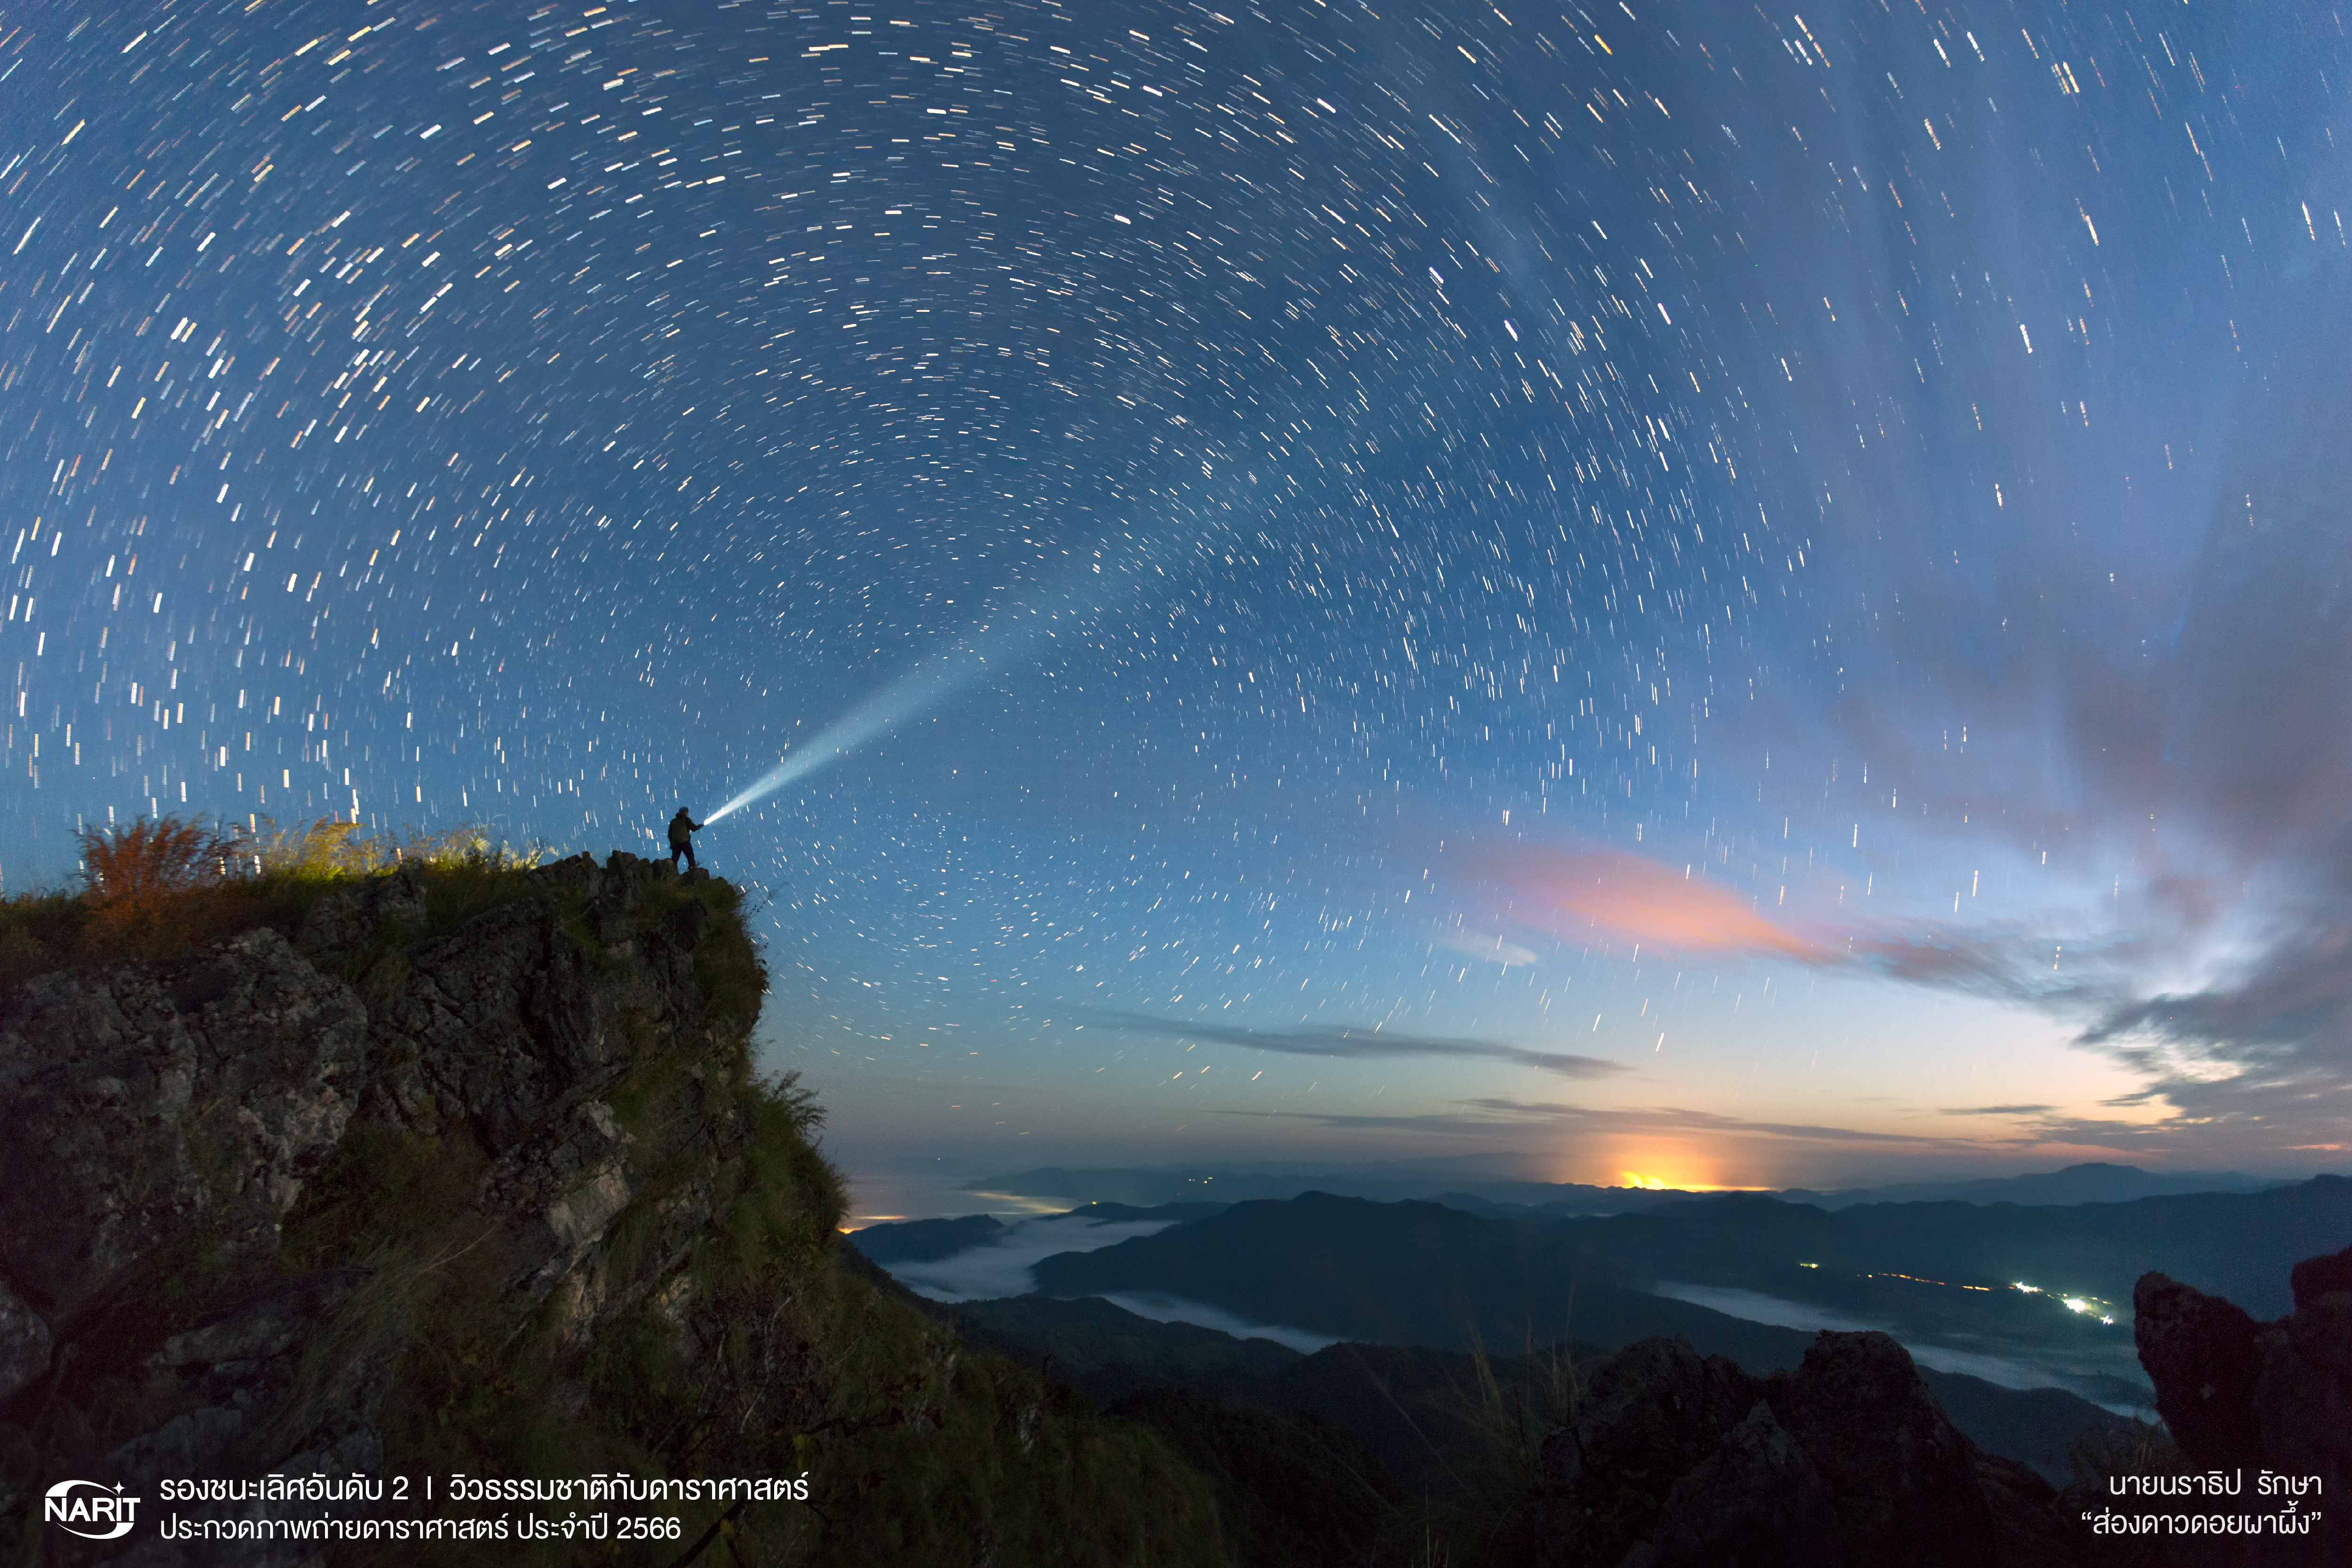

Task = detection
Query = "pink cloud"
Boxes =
[1475,846,1825,960]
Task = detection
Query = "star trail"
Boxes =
[4,1,2348,1213]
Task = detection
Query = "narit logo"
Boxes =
[45,1479,141,1540]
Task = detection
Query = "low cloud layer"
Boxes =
[1237,1094,1966,1150]
[886,1212,1176,1302]
[1100,1292,1336,1354]
[1095,1013,1629,1079]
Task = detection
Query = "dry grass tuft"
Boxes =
[78,815,247,903]
[73,815,250,958]
[0,813,549,989]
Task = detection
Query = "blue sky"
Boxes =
[4,0,2348,1217]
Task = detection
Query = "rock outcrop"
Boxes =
[1531,1330,2079,1568]
[0,855,766,1543]
[1528,1242,2352,1568]
[2132,1243,2351,1560]
[0,852,1227,1565]
[0,927,369,1386]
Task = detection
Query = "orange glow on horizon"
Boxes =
[1548,1132,1779,1193]
[1617,1170,1765,1193]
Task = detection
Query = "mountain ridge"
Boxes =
[958,1158,2304,1216]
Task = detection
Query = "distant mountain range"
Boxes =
[844,1173,2352,1534]
[1027,1179,2349,1343]
[856,1175,2352,1419]
[942,1291,2138,1488]
[962,1159,2299,1215]
[1017,1192,2137,1402]
[1793,1161,2293,1208]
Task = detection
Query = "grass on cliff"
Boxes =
[1,814,776,1056]
[8,816,1228,1564]
[0,813,548,991]
[269,1005,1225,1565]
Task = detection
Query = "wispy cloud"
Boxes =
[1766,359,2352,1162]
[1229,1095,1964,1148]
[1456,837,2352,1156]
[1845,927,2078,998]
[1451,840,2103,1013]
[1459,841,2096,999]
[1093,1013,1628,1079]
[1433,928,1539,967]
[1453,1096,1953,1145]
[1464,845,1825,960]
[1938,1104,2060,1117]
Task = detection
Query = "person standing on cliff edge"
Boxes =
[668,808,703,874]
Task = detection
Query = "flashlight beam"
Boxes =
[705,644,996,822]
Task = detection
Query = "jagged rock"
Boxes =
[360,852,711,1154]
[2132,1271,2265,1467]
[0,1277,49,1404]
[2133,1244,2352,1560]
[293,863,427,961]
[1534,1331,2030,1568]
[496,1094,642,1317]
[155,1267,372,1374]
[0,854,750,1546]
[362,898,613,1149]
[2284,1243,2352,1385]
[109,1267,376,1495]
[0,928,368,1318]
[667,892,711,948]
[1771,1331,1997,1567]
[0,852,1229,1567]
[1622,1399,1836,1568]
[1535,1336,1763,1566]
[1973,1452,2080,1568]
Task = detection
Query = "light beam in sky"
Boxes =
[7,0,2345,1195]
[706,632,1007,822]
[707,527,1163,821]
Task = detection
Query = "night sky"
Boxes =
[6,0,2349,1219]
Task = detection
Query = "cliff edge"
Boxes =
[0,852,1220,1564]
[2129,1241,2349,1563]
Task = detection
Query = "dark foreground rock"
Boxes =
[0,853,1225,1565]
[1530,1330,2082,1568]
[0,859,735,1505]
[0,927,369,1356]
[2128,1243,2351,1563]
[1528,1238,2352,1568]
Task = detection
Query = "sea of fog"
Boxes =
[877,1210,1335,1353]
[864,1217,2153,1410]
[1650,1283,2150,1415]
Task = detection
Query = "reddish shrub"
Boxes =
[78,815,246,903]
[76,816,249,957]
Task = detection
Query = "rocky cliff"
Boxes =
[2131,1242,2349,1564]
[0,852,1222,1564]
[1526,1330,2082,1568]
[1517,1234,2352,1568]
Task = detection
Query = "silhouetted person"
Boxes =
[668,808,703,874]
